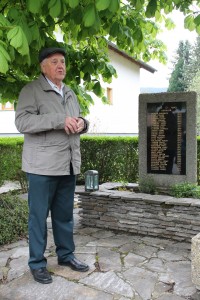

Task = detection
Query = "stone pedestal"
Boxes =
[191,233,200,289]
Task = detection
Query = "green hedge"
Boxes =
[1,136,200,187]
[0,193,28,245]
[0,136,139,187]
[79,136,139,183]
[0,137,25,187]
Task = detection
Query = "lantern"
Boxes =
[85,170,99,192]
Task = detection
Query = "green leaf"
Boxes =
[155,10,162,22]
[164,4,173,14]
[184,14,195,31]
[69,0,79,8]
[27,0,43,13]
[83,72,91,81]
[7,8,20,21]
[165,18,175,30]
[84,92,94,104]
[7,26,29,56]
[0,13,11,26]
[48,0,57,9]
[0,45,11,62]
[105,63,116,76]
[108,0,119,13]
[110,22,119,37]
[133,28,143,43]
[0,51,9,74]
[49,0,61,18]
[83,61,95,73]
[136,0,143,10]
[83,4,96,27]
[71,6,83,24]
[7,27,22,48]
[96,0,111,11]
[194,14,200,26]
[145,0,157,18]
[29,22,40,42]
[93,81,102,96]
[101,96,108,104]
[93,10,101,31]
[196,24,200,34]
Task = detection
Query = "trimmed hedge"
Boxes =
[1,136,200,186]
[79,136,139,184]
[0,137,26,189]
[0,193,28,245]
[0,136,139,187]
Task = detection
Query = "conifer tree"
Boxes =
[187,71,200,134]
[167,40,192,92]
[184,36,200,88]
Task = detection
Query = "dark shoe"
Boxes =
[30,267,52,284]
[58,257,89,272]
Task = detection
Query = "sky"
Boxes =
[140,10,198,88]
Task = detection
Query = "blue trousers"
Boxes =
[27,173,76,269]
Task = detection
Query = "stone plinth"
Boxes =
[192,233,200,289]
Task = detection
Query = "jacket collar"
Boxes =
[38,74,71,95]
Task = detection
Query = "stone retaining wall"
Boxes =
[76,183,200,242]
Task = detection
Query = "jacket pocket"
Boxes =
[44,130,67,145]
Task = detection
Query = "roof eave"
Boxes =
[108,43,157,74]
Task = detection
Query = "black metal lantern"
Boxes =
[85,170,99,192]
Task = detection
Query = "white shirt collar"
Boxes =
[45,76,64,97]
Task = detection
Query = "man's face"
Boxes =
[41,53,66,86]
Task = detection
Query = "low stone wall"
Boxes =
[76,183,200,242]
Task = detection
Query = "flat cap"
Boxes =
[39,47,66,63]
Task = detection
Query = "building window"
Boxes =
[0,102,14,111]
[107,87,113,105]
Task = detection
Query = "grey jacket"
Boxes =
[15,74,88,176]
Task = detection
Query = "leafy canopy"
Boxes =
[0,0,200,114]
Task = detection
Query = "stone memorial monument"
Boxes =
[139,91,197,188]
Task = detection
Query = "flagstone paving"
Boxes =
[0,187,200,299]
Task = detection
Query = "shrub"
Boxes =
[0,137,27,191]
[79,136,139,184]
[0,193,28,245]
[170,182,200,198]
[138,177,157,194]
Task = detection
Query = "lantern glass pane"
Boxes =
[93,175,99,189]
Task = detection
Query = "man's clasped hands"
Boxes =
[64,116,84,134]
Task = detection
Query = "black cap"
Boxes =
[39,47,66,63]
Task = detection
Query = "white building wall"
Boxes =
[87,49,140,135]
[0,111,19,135]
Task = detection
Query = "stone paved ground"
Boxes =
[1,209,200,300]
[0,183,200,299]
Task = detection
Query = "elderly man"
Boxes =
[15,47,89,284]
